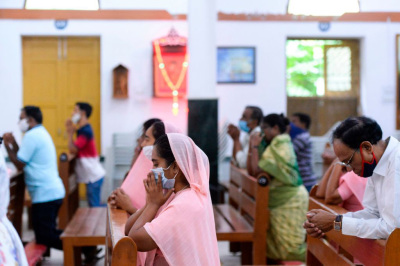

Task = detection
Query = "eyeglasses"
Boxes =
[337,149,357,172]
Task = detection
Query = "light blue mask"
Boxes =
[151,163,177,190]
[239,120,250,133]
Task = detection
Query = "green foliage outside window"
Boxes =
[286,40,342,97]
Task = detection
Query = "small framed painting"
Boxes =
[217,47,256,84]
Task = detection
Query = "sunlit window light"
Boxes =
[288,0,359,16]
[25,0,99,10]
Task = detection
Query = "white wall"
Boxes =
[0,18,399,155]
[0,19,188,152]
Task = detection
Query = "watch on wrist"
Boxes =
[333,214,343,231]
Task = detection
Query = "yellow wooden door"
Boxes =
[23,37,65,152]
[61,37,101,154]
[23,37,101,156]
[23,37,101,199]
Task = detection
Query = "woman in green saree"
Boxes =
[248,113,308,262]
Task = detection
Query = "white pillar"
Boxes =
[187,0,217,99]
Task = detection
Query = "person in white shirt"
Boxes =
[304,116,400,239]
[227,106,263,169]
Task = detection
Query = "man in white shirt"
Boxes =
[304,116,400,239]
[227,106,263,169]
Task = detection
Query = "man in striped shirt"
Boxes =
[66,102,105,207]
[291,113,317,192]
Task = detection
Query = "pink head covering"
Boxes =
[338,171,368,212]
[164,123,181,135]
[121,122,182,209]
[167,133,210,195]
[143,133,220,266]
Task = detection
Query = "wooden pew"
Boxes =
[106,203,137,265]
[58,153,79,230]
[307,185,400,266]
[7,171,25,238]
[214,165,270,265]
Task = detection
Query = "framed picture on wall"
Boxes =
[217,47,256,84]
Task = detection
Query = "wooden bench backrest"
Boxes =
[228,166,242,209]
[307,185,400,266]
[229,165,270,263]
[58,153,79,230]
[7,171,25,238]
[106,204,137,266]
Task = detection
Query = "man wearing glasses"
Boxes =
[304,116,400,239]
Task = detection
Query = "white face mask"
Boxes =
[18,118,29,133]
[71,113,81,124]
[143,145,153,161]
[151,163,178,190]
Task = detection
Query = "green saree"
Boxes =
[258,134,308,261]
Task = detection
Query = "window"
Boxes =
[25,0,99,10]
[288,0,359,16]
[286,39,359,97]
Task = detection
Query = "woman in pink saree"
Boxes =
[109,122,181,214]
[316,158,367,212]
[125,133,220,265]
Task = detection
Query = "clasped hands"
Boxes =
[2,132,15,145]
[303,209,336,239]
[144,171,174,208]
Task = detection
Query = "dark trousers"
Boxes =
[31,198,63,250]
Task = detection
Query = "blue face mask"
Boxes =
[151,163,178,190]
[239,120,250,133]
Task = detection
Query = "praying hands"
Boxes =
[303,209,336,239]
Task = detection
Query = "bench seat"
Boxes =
[214,165,270,265]
[214,205,253,241]
[61,207,107,265]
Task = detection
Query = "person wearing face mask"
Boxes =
[129,118,161,170]
[66,102,105,207]
[227,106,263,168]
[2,106,65,250]
[124,133,220,265]
[304,116,400,240]
[289,113,317,192]
[248,113,308,262]
[109,121,181,215]
[110,121,181,266]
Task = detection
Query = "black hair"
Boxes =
[332,116,382,149]
[76,102,92,118]
[143,118,161,132]
[292,112,311,130]
[22,106,43,124]
[152,121,166,140]
[154,134,175,165]
[263,113,289,133]
[246,106,264,125]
